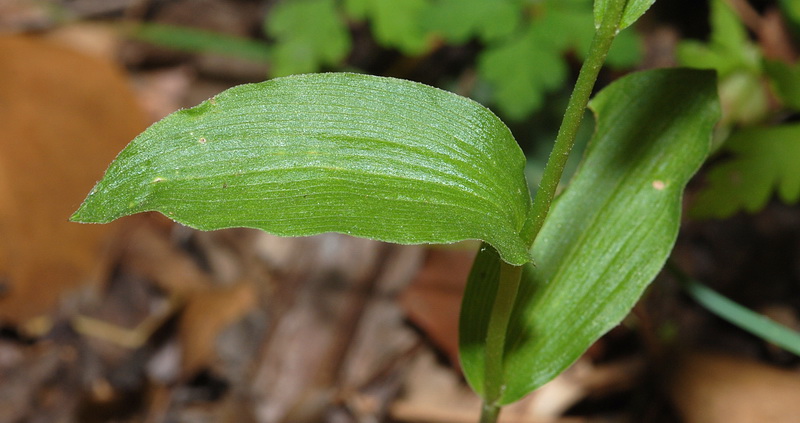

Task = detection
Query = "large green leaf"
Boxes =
[71,73,533,265]
[460,69,719,403]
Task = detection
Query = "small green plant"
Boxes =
[73,0,721,421]
[680,0,800,218]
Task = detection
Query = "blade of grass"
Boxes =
[126,23,272,63]
[669,262,800,356]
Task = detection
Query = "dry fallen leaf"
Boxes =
[399,247,476,366]
[0,35,146,328]
[670,352,800,423]
[179,280,259,376]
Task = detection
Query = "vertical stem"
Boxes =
[477,2,628,422]
[480,402,501,423]
[523,0,628,245]
[483,261,523,404]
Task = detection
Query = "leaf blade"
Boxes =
[72,73,533,265]
[593,0,655,30]
[459,68,719,403]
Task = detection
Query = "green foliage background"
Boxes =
[678,0,800,218]
[264,0,642,120]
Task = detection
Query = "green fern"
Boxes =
[680,0,800,219]
[137,0,642,120]
[344,0,431,54]
[266,0,640,119]
[265,0,351,76]
[691,124,800,218]
[423,0,522,44]
[476,0,640,119]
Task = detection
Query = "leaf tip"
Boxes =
[69,197,101,223]
[68,184,125,224]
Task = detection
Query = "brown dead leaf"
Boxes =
[0,35,146,327]
[399,247,476,366]
[44,22,124,61]
[757,8,798,62]
[670,352,800,423]
[179,280,259,376]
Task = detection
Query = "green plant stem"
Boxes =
[483,261,523,405]
[523,0,627,245]
[478,1,628,421]
[480,401,501,423]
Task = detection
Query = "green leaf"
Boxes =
[594,0,655,30]
[677,0,765,127]
[424,0,522,43]
[690,124,800,219]
[460,69,719,403]
[677,0,759,77]
[477,1,641,120]
[605,26,642,68]
[477,16,572,120]
[779,0,800,31]
[128,23,272,63]
[764,59,800,111]
[545,4,596,53]
[264,0,352,77]
[344,0,431,54]
[71,73,533,266]
[671,264,800,357]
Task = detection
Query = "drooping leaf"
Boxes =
[71,73,534,266]
[690,124,800,219]
[344,0,431,54]
[423,0,522,44]
[594,0,655,30]
[460,69,719,403]
[264,0,352,76]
